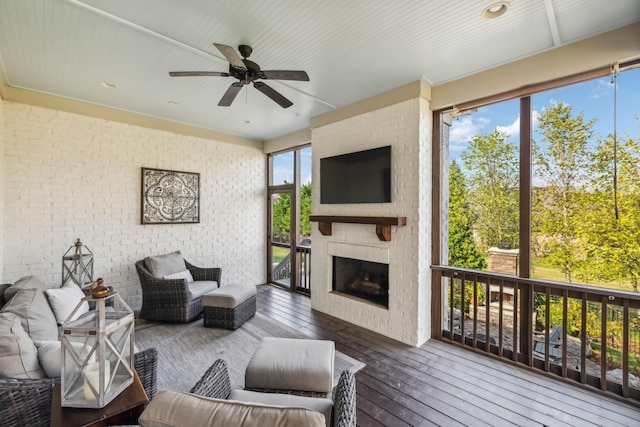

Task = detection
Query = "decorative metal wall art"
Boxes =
[141,168,200,224]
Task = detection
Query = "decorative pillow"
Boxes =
[45,282,90,325]
[0,312,46,379]
[4,275,53,302]
[139,390,326,427]
[36,340,93,378]
[163,269,194,283]
[1,288,59,342]
[145,251,187,279]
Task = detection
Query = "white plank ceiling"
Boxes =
[0,0,639,140]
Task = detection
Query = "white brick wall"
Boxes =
[0,99,5,283]
[310,97,432,347]
[1,102,266,309]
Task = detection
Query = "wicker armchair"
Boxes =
[0,347,158,427]
[191,359,357,427]
[135,259,221,323]
[134,347,159,402]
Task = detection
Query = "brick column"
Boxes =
[488,248,519,275]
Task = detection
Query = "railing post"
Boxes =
[519,96,533,364]
[431,269,443,339]
[519,283,532,363]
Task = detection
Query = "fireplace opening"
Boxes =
[332,256,389,309]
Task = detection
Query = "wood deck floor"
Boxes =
[257,284,640,427]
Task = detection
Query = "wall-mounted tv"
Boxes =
[320,146,391,204]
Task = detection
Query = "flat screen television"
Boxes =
[320,146,391,204]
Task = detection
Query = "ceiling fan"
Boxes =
[169,43,309,108]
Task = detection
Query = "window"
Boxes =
[446,67,640,291]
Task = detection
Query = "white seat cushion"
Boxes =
[245,337,335,394]
[229,389,333,427]
[188,281,219,300]
[202,284,256,309]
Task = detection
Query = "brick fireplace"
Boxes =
[332,256,389,309]
[308,87,433,347]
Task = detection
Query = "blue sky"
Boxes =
[450,67,640,164]
[272,146,312,186]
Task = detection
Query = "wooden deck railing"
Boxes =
[432,266,640,403]
[272,244,311,295]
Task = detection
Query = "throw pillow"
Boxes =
[163,269,194,283]
[1,288,59,342]
[0,312,46,379]
[4,275,53,302]
[144,251,187,278]
[45,282,90,325]
[36,340,93,378]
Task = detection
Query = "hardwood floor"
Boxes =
[257,284,640,427]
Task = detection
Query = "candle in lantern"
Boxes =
[83,361,110,400]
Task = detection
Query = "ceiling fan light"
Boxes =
[482,2,509,19]
[100,81,119,89]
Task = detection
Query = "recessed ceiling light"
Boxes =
[168,101,179,105]
[482,2,509,19]
[101,81,119,89]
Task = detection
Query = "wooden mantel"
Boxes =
[309,215,407,242]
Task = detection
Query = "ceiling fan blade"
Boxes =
[253,81,293,108]
[169,71,230,77]
[261,70,309,81]
[218,82,243,107]
[213,43,247,71]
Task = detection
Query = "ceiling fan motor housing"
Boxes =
[238,44,253,58]
[229,59,262,83]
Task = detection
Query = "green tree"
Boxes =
[448,160,487,270]
[584,118,640,291]
[272,183,313,242]
[300,183,312,237]
[272,192,291,243]
[532,101,595,283]
[461,129,519,250]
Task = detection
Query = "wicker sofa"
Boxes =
[0,277,159,427]
[135,251,221,323]
[0,347,158,427]
[137,359,356,427]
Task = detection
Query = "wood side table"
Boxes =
[50,372,148,427]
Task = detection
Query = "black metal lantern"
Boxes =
[62,238,94,289]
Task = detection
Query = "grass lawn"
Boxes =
[531,258,636,292]
[272,246,289,265]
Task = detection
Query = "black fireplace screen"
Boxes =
[332,256,389,308]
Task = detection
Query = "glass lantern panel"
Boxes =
[60,293,134,408]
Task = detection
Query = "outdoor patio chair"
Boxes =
[135,252,221,323]
[189,359,357,427]
[533,325,563,362]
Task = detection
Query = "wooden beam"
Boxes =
[309,216,406,241]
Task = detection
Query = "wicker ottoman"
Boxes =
[202,284,256,330]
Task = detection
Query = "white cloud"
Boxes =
[496,118,519,137]
[450,116,483,143]
[496,111,541,137]
[591,78,614,99]
[532,110,540,130]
